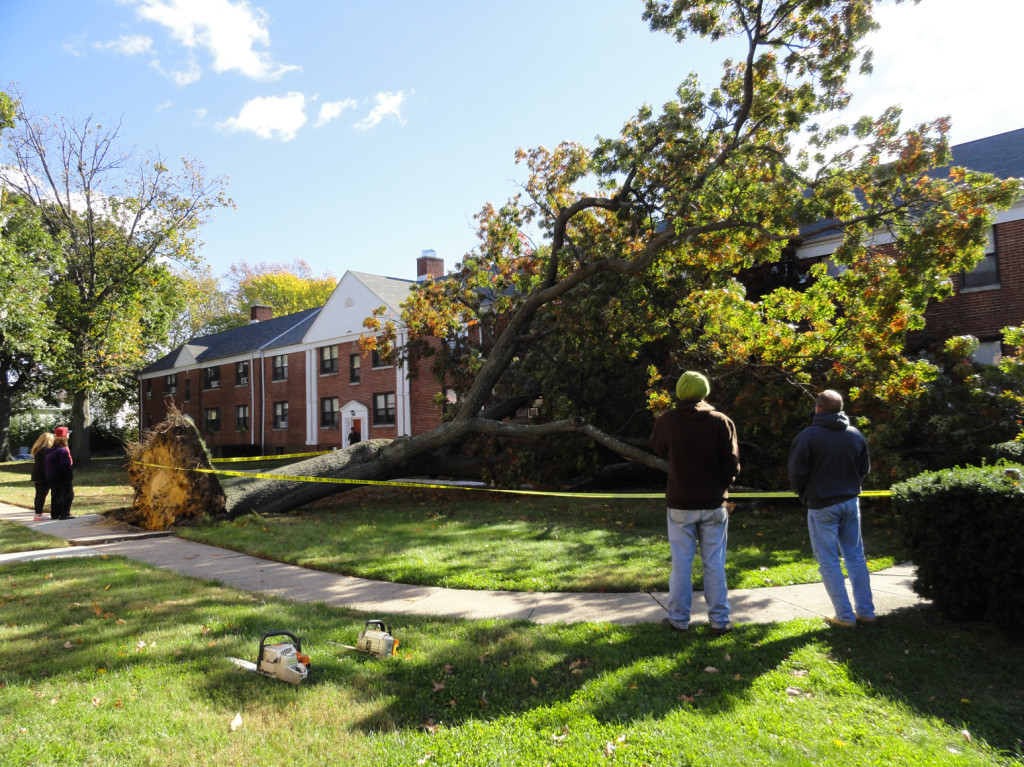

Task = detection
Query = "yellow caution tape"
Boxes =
[133,461,891,500]
[210,450,333,463]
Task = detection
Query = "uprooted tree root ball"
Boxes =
[124,405,226,530]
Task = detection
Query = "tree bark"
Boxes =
[222,418,667,518]
[70,389,92,465]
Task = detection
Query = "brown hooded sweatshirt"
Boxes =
[649,400,740,510]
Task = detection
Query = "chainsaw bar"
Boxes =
[228,657,259,673]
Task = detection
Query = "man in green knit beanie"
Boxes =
[650,371,740,634]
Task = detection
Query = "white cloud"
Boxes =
[315,99,358,128]
[216,92,307,142]
[353,91,409,132]
[94,34,154,56]
[127,0,300,81]
[155,100,173,112]
[847,0,1024,144]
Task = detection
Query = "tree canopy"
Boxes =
[0,87,233,463]
[132,0,1022,520]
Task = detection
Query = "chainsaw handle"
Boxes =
[258,630,302,663]
[364,620,389,633]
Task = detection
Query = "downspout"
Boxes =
[250,352,256,447]
[259,351,266,455]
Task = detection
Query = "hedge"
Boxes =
[892,464,1024,631]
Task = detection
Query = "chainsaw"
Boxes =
[229,630,311,685]
[332,620,400,657]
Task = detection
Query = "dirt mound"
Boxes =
[124,405,226,530]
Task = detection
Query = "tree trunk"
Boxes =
[0,387,12,462]
[70,389,92,465]
[222,417,667,518]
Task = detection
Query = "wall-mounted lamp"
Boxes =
[350,409,355,417]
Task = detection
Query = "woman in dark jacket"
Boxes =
[30,432,55,521]
[45,427,74,520]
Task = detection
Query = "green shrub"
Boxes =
[893,464,1024,631]
[987,441,1024,464]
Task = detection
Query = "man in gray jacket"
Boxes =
[788,390,876,628]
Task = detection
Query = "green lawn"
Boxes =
[0,551,1020,766]
[178,486,905,593]
[0,457,135,516]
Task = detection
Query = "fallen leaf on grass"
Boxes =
[704,666,719,674]
[443,664,455,675]
[431,680,445,692]
[116,619,126,625]
[677,694,696,703]
[530,677,538,687]
[416,754,434,765]
[229,713,243,732]
[961,730,972,743]
[63,641,73,650]
[419,718,439,734]
[92,698,102,708]
[790,669,809,678]
[479,693,489,707]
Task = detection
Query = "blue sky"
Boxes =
[2,0,1022,285]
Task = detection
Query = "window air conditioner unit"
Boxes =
[238,376,248,385]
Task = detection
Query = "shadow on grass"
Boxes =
[5,556,1019,757]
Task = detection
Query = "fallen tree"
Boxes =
[128,1,1019,524]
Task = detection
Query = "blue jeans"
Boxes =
[807,498,875,623]
[666,507,730,629]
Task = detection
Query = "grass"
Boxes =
[2,457,905,592]
[0,458,135,516]
[1,551,1021,766]
[177,486,906,593]
[0,519,70,554]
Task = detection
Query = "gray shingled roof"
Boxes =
[349,272,417,312]
[141,307,321,374]
[949,127,1024,179]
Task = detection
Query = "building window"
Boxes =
[203,408,221,433]
[373,392,396,426]
[236,360,249,386]
[320,345,339,375]
[203,366,221,390]
[962,227,999,290]
[273,401,289,430]
[236,404,249,432]
[371,349,391,368]
[146,379,152,399]
[272,355,288,381]
[320,396,339,427]
[165,374,177,394]
[349,353,361,383]
[184,378,191,402]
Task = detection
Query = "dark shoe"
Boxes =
[710,623,734,636]
[661,618,688,632]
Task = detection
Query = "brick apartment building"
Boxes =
[794,127,1024,363]
[139,251,447,456]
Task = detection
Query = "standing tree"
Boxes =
[0,90,66,460]
[0,88,232,464]
[131,0,1020,521]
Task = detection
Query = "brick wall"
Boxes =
[924,219,1024,341]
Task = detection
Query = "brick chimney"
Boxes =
[250,305,273,323]
[417,249,444,281]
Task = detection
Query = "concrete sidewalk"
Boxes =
[0,503,930,627]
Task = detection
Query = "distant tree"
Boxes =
[0,89,65,460]
[224,259,337,319]
[0,192,64,460]
[0,86,232,464]
[164,264,239,349]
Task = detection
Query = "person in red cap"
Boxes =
[45,427,75,520]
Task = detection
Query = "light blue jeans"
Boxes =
[666,507,730,629]
[807,498,875,624]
